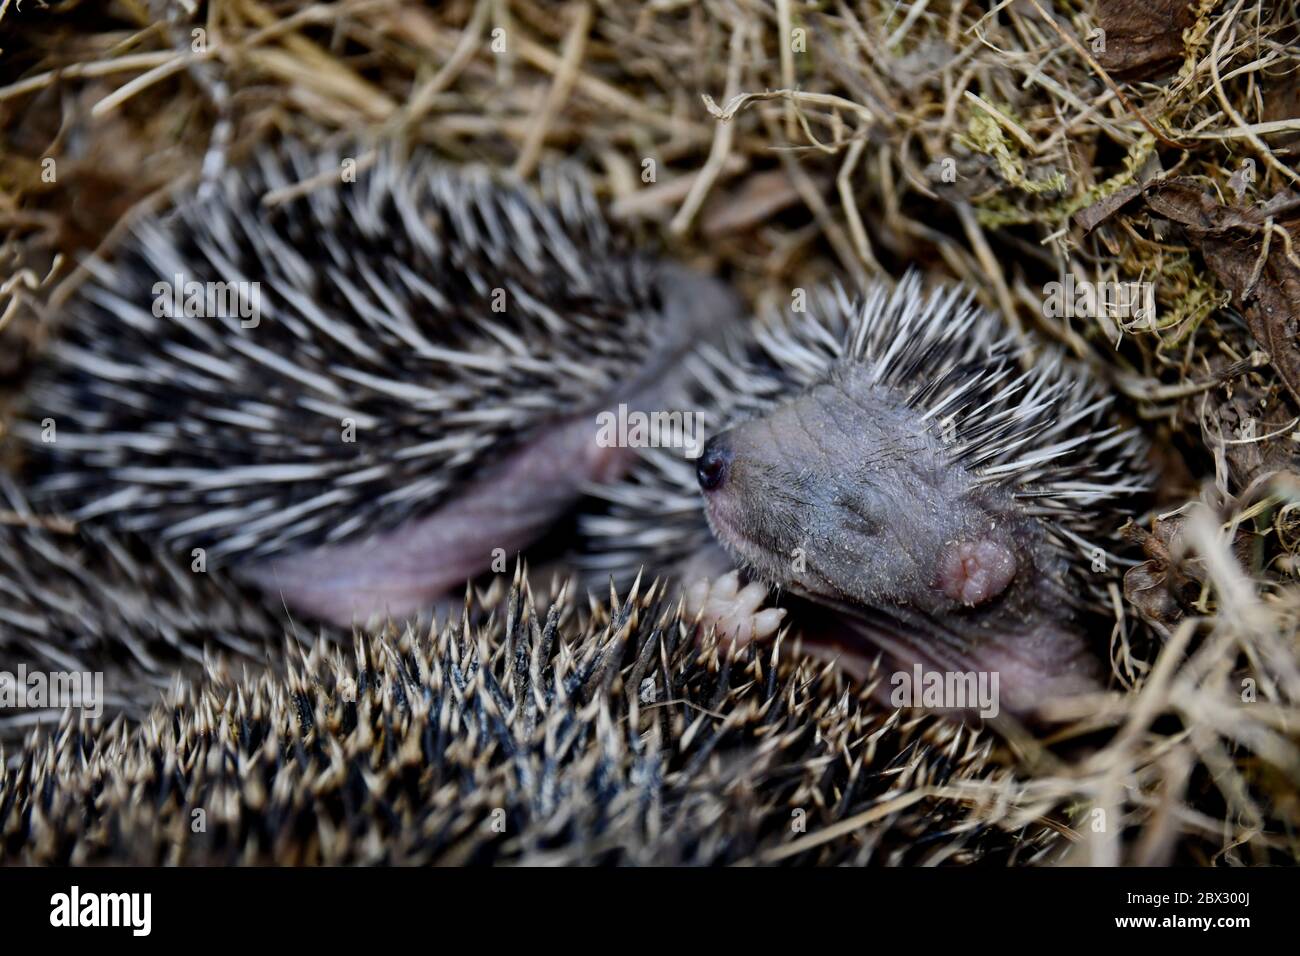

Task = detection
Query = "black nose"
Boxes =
[696,434,732,491]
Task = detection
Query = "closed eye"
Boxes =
[834,491,882,536]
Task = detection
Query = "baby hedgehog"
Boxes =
[15,142,738,627]
[0,576,1062,866]
[583,278,1150,716]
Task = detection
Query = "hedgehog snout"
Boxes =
[696,434,732,492]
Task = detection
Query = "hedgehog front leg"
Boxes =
[684,570,786,646]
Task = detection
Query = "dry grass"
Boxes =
[1,0,1298,865]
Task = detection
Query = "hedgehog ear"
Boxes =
[935,539,1017,607]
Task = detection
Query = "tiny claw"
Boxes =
[751,608,787,640]
[685,579,712,619]
[712,570,741,601]
[683,573,783,648]
[735,581,769,615]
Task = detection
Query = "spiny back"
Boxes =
[19,143,672,563]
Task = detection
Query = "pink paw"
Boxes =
[684,570,786,646]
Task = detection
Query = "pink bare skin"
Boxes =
[685,570,786,646]
[245,412,629,626]
[936,540,1017,607]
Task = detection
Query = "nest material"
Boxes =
[1,0,1298,865]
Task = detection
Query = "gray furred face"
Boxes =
[695,361,1101,710]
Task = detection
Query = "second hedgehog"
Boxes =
[16,142,739,627]
[584,279,1151,715]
